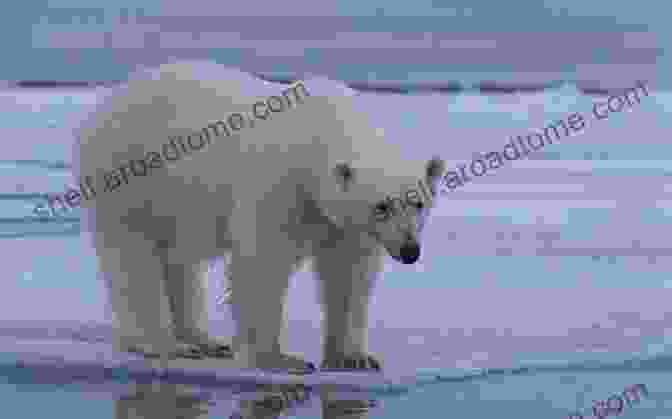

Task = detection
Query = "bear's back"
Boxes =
[76,60,396,232]
[76,61,373,233]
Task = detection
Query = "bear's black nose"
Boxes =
[399,242,420,264]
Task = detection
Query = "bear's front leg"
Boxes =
[228,221,316,374]
[94,224,200,360]
[315,235,384,372]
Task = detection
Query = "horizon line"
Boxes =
[5,79,654,96]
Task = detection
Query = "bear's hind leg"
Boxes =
[315,237,383,372]
[163,259,233,358]
[93,226,200,359]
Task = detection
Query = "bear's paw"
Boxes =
[272,353,317,375]
[126,342,205,359]
[245,351,317,375]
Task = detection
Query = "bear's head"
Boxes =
[318,156,445,265]
[300,77,444,264]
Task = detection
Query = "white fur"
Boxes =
[75,60,439,368]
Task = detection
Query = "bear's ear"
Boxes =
[333,162,355,192]
[425,156,445,192]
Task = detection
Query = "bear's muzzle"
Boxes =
[397,242,420,264]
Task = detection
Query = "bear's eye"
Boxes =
[414,202,424,210]
[375,202,391,214]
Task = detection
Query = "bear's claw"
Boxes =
[275,353,316,375]
[126,343,205,359]
[247,352,316,375]
[197,343,234,359]
[320,354,382,371]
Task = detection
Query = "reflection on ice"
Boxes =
[113,380,380,419]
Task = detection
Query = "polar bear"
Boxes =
[74,60,445,372]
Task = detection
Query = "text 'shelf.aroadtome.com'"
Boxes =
[440,80,649,192]
[567,383,649,419]
[33,81,310,219]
